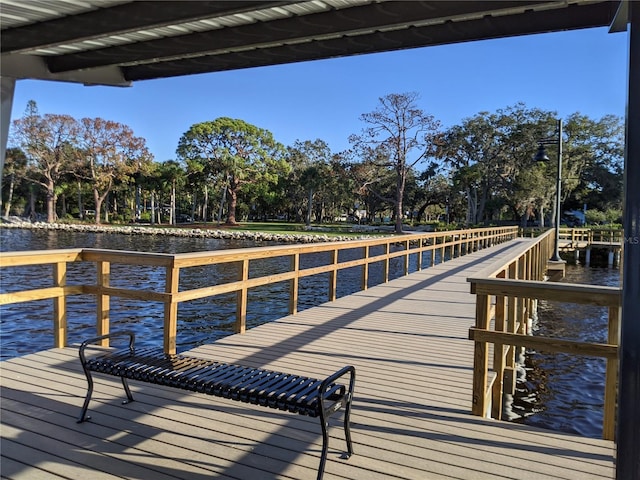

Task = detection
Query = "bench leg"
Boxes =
[78,372,135,423]
[77,367,95,423]
[121,376,134,404]
[317,366,356,479]
[78,331,136,423]
[343,393,354,458]
[317,420,329,480]
[317,398,353,480]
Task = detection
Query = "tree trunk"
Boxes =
[77,180,84,220]
[306,188,313,226]
[60,194,67,218]
[4,174,14,217]
[94,189,103,225]
[203,185,208,223]
[135,182,142,220]
[226,186,238,225]
[150,192,156,225]
[218,180,227,225]
[46,179,55,223]
[171,180,176,226]
[191,191,197,223]
[28,185,36,221]
[395,171,406,234]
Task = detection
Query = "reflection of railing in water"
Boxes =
[468,229,621,440]
[0,226,517,355]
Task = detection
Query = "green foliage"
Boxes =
[176,117,289,224]
[6,98,623,232]
[438,104,624,228]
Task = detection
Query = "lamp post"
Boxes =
[534,118,563,263]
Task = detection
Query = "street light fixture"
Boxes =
[535,118,564,263]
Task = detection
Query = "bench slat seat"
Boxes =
[77,331,355,480]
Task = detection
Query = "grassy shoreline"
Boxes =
[0,219,394,243]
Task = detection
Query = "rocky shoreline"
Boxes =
[0,218,373,244]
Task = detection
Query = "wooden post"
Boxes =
[430,242,435,267]
[329,248,338,299]
[53,262,67,348]
[404,240,410,275]
[517,258,527,334]
[492,289,506,420]
[97,261,110,347]
[383,243,390,282]
[362,246,370,289]
[504,263,518,395]
[236,259,249,333]
[472,293,491,416]
[164,266,180,354]
[604,305,620,440]
[289,253,299,314]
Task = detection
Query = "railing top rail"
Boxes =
[469,277,621,307]
[79,248,176,266]
[0,248,84,267]
[559,227,591,232]
[0,226,520,268]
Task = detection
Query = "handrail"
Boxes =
[467,228,621,440]
[520,227,623,245]
[1,226,518,355]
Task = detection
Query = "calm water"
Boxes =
[0,228,426,358]
[0,228,619,438]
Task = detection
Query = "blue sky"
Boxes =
[9,26,628,162]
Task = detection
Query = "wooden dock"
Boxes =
[0,239,615,480]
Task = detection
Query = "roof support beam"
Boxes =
[44,1,543,74]
[616,3,640,478]
[121,1,616,81]
[0,54,131,86]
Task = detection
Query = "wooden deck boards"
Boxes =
[0,239,615,480]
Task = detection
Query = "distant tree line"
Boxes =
[2,95,624,233]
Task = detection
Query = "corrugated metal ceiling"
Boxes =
[0,1,620,86]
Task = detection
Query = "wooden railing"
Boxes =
[0,226,518,355]
[520,227,623,246]
[468,229,622,440]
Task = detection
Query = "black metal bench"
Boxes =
[77,331,355,480]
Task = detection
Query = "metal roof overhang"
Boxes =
[0,1,621,86]
[1,3,639,479]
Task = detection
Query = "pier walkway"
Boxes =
[0,239,615,480]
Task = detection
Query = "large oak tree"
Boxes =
[177,117,289,225]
